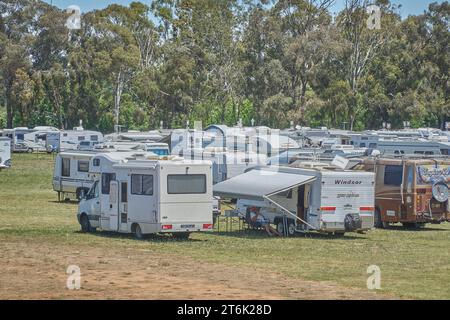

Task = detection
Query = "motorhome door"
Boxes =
[119,181,128,232]
[108,181,120,231]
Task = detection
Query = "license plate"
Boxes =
[181,224,195,229]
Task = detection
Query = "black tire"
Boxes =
[134,224,144,239]
[276,221,284,235]
[172,232,191,240]
[402,222,426,229]
[374,208,384,229]
[80,214,92,233]
[287,221,296,236]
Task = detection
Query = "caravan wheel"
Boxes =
[276,220,295,237]
[133,224,144,240]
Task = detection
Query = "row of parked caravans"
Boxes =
[214,157,450,236]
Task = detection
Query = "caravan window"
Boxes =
[167,174,206,194]
[78,136,85,141]
[61,158,70,177]
[101,173,116,194]
[77,160,89,172]
[131,174,153,196]
[384,165,403,186]
[90,135,98,141]
[93,158,100,167]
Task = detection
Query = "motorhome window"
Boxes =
[359,143,366,148]
[101,173,116,194]
[121,182,128,203]
[369,143,377,148]
[77,160,89,172]
[90,135,98,141]
[62,158,70,177]
[78,136,85,141]
[93,159,100,166]
[17,134,24,141]
[167,174,206,194]
[441,149,449,155]
[384,165,403,186]
[131,174,153,196]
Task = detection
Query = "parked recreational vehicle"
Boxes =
[53,151,98,200]
[47,130,104,152]
[178,147,267,184]
[214,163,375,236]
[355,157,450,228]
[52,151,153,200]
[0,137,11,169]
[77,158,214,239]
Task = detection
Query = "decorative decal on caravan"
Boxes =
[417,165,450,185]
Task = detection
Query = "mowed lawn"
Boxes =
[0,153,449,299]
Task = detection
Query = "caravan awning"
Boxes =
[213,169,316,201]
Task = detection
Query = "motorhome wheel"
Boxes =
[80,214,92,233]
[276,220,295,236]
[133,224,144,239]
[374,208,384,229]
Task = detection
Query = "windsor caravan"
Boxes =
[52,151,153,200]
[214,162,375,236]
[77,158,213,239]
[0,137,11,169]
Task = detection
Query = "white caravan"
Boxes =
[77,158,214,239]
[0,137,12,169]
[214,162,375,236]
[47,130,104,152]
[53,151,153,200]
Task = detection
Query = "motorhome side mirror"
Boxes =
[371,149,381,157]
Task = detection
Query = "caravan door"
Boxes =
[119,181,129,232]
[108,181,120,231]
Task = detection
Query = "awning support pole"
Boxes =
[263,195,317,230]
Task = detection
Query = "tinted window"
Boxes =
[369,143,377,148]
[93,158,100,166]
[62,158,70,177]
[78,160,89,172]
[78,136,85,141]
[90,135,98,141]
[101,173,116,194]
[384,165,403,186]
[131,174,153,196]
[167,174,206,194]
[121,182,128,203]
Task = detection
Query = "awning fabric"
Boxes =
[213,169,316,201]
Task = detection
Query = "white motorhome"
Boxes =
[77,158,214,239]
[178,147,267,184]
[47,130,104,152]
[214,162,375,236]
[0,137,12,169]
[52,151,154,200]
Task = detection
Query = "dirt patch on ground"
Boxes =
[0,241,392,300]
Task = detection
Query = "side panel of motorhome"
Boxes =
[0,138,12,168]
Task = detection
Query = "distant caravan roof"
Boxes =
[213,169,316,201]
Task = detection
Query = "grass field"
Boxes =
[0,153,449,299]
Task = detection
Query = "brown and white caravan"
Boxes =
[356,157,450,228]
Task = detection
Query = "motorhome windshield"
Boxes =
[167,174,207,194]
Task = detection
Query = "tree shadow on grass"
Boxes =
[384,225,450,232]
[48,200,79,205]
[210,229,364,240]
[74,230,205,243]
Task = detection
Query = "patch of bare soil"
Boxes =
[0,241,392,300]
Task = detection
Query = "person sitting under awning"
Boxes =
[249,207,281,237]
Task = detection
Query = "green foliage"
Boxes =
[0,0,448,131]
